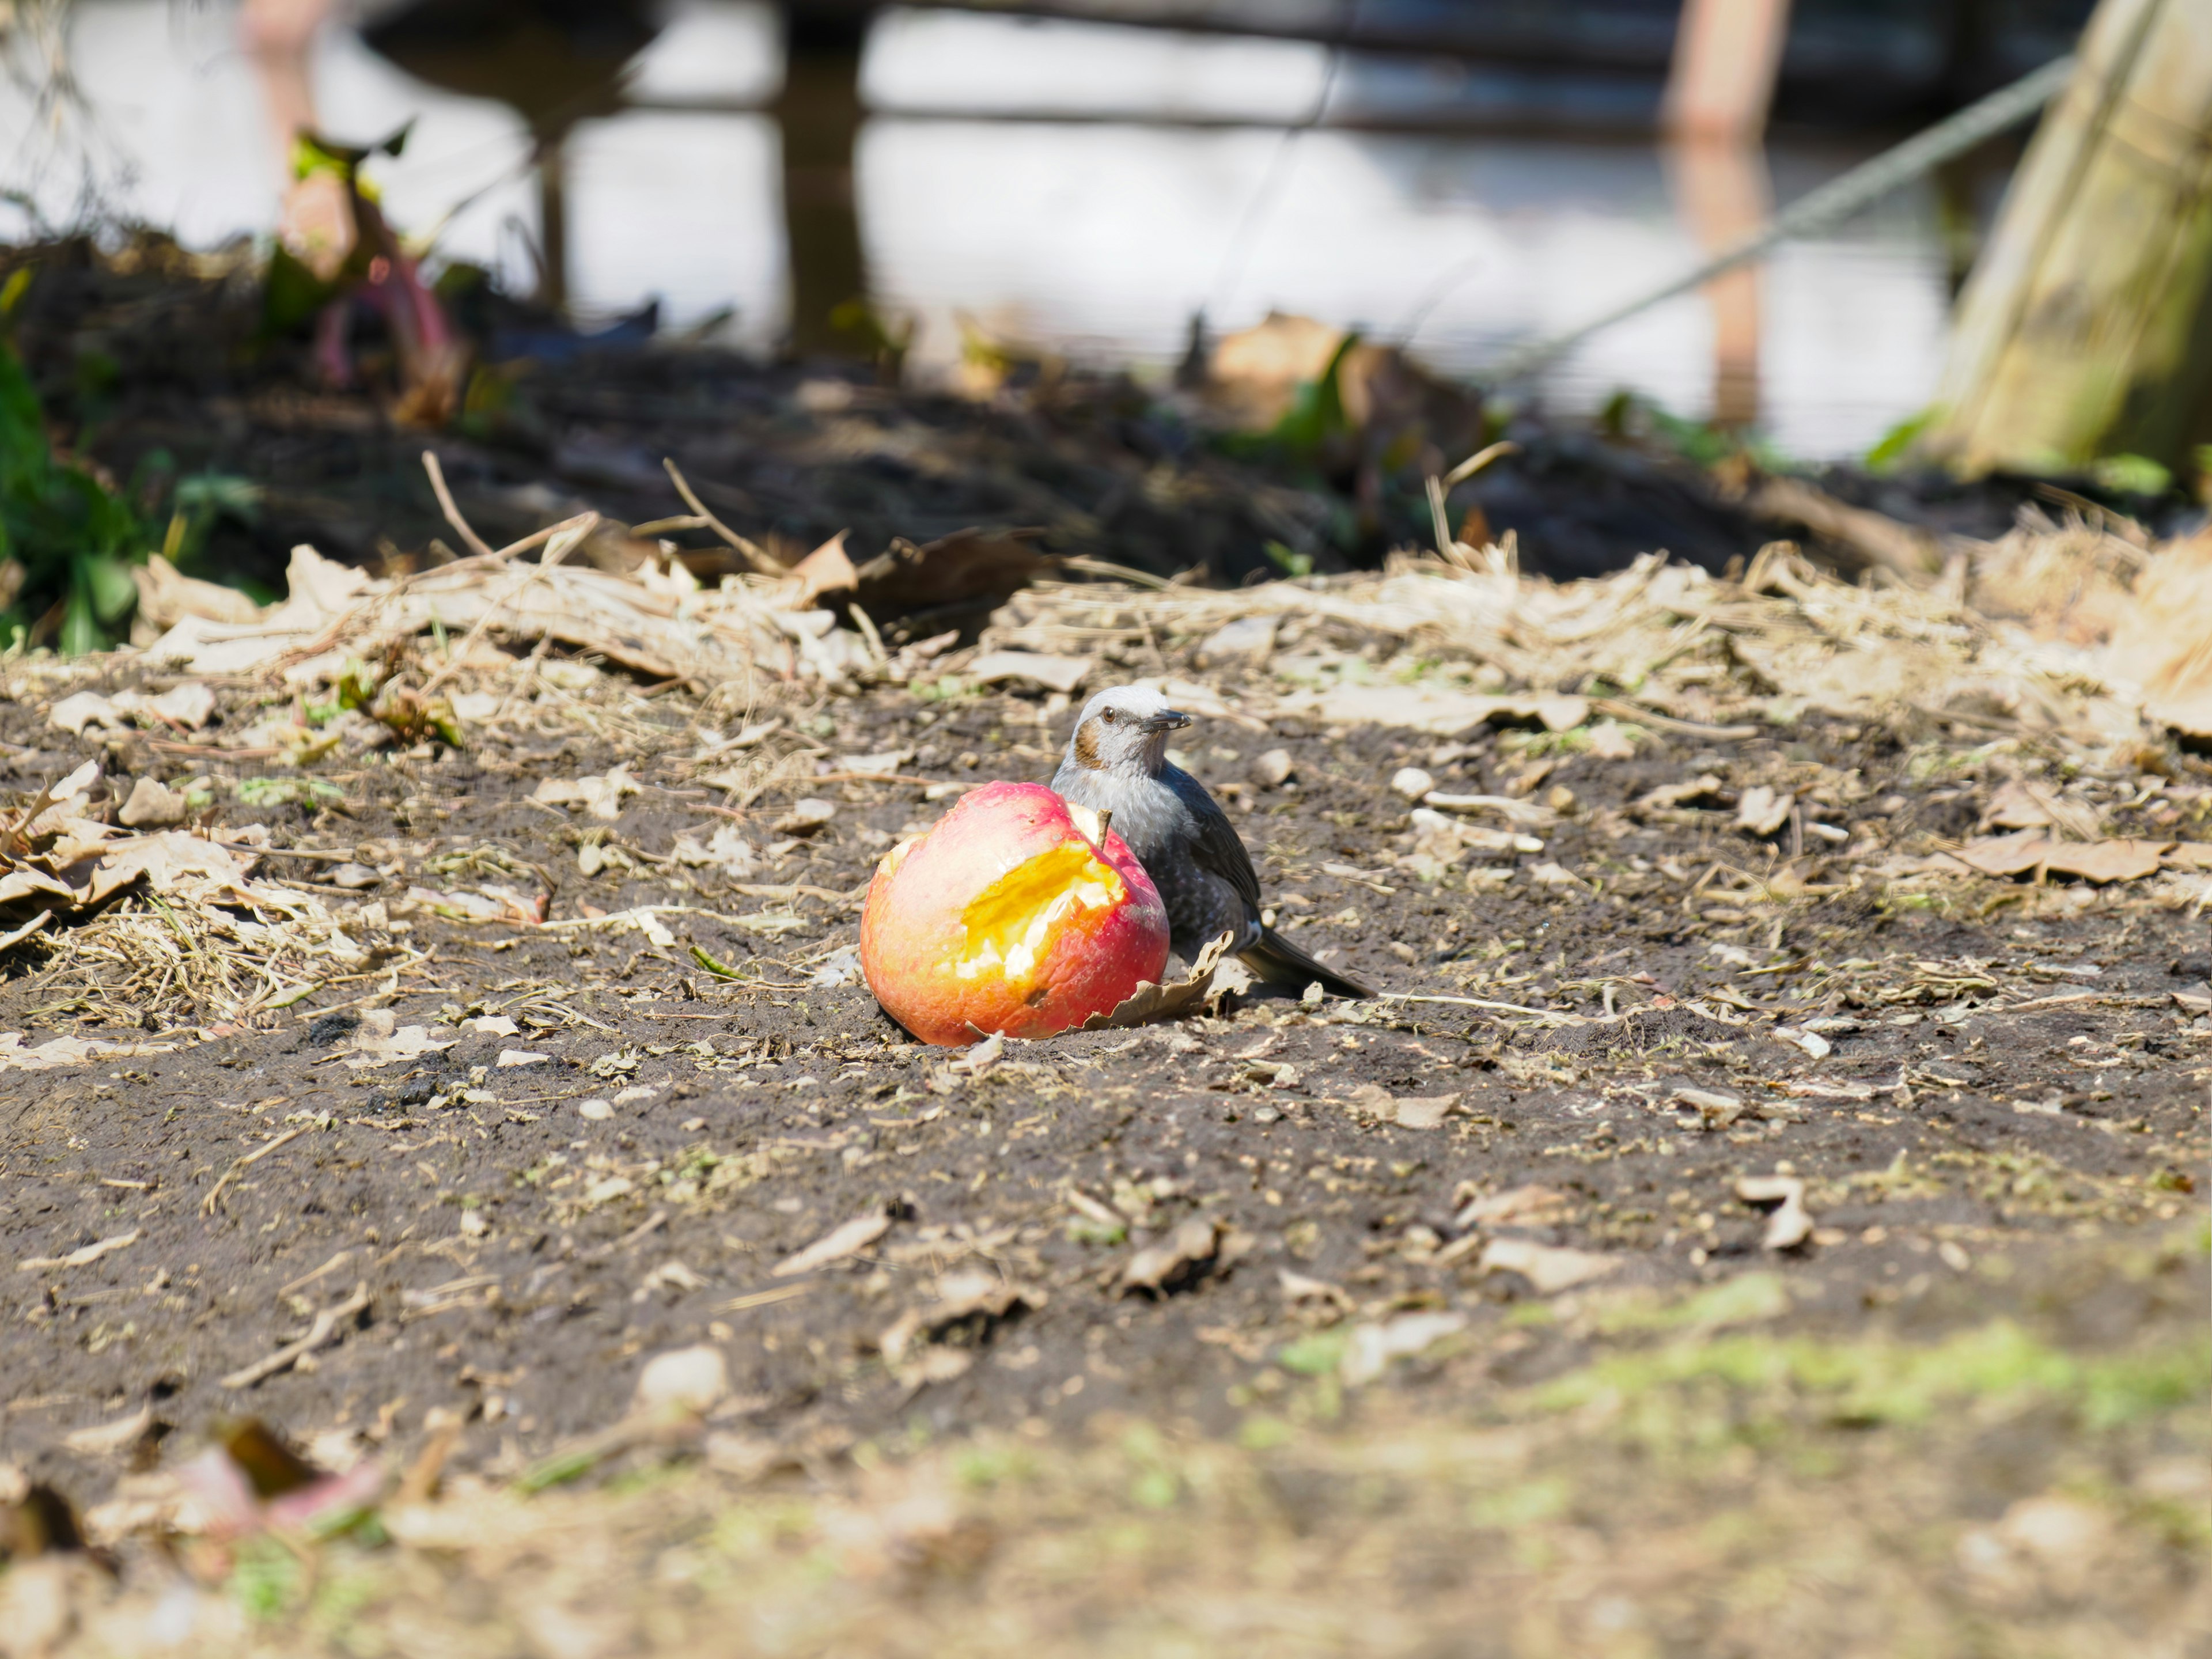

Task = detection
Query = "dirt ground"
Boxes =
[1,625,2206,1653]
[0,231,2205,1657]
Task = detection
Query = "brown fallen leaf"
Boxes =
[0,1033,177,1073]
[881,1271,1045,1384]
[533,765,640,822]
[1980,778,2103,839]
[1120,1218,1226,1296]
[1478,1238,1620,1294]
[771,1210,891,1278]
[1734,785,1794,837]
[1734,1173,1815,1251]
[965,650,1093,695]
[1081,933,1233,1032]
[1635,773,1726,813]
[117,778,190,830]
[1672,1086,1745,1128]
[1955,832,2170,883]
[61,1404,157,1459]
[1340,1310,1468,1386]
[1277,1268,1353,1316]
[2107,525,2212,738]
[1453,1184,1572,1230]
[853,526,1053,619]
[1344,1083,1459,1129]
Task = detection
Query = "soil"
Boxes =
[1,659,2204,1535]
[0,238,2205,1653]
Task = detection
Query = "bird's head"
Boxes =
[1066,684,1191,777]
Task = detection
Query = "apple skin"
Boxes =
[859,779,1171,1045]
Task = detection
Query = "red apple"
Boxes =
[859,779,1171,1045]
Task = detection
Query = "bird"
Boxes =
[1051,684,1375,999]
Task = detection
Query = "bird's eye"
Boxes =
[1101,709,1120,723]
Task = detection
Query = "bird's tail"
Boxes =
[1240,926,1376,999]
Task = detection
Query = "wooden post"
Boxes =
[1662,0,1794,141]
[1662,0,1792,428]
[1922,0,2212,476]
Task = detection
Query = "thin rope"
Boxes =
[1481,52,2078,384]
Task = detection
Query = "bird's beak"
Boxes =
[1141,709,1192,733]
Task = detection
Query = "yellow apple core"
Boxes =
[952,839,1126,990]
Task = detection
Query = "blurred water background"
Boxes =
[0,0,2085,459]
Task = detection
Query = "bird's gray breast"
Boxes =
[1053,762,1254,957]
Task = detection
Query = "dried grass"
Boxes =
[982,526,2200,755]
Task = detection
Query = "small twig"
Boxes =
[18,1230,140,1274]
[202,1122,313,1215]
[394,1416,464,1506]
[421,452,497,559]
[493,510,599,563]
[219,1283,370,1389]
[661,459,785,575]
[1378,993,1585,1025]
[713,1281,816,1315]
[1441,440,1520,490]
[421,513,601,699]
[584,1208,668,1262]
[276,1248,355,1301]
[0,910,52,953]
[215,843,354,863]
[1589,699,1762,740]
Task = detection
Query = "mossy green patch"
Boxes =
[1536,1318,2210,1438]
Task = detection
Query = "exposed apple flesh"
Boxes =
[858,779,1171,1046]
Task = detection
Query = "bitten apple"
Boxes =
[859,779,1170,1045]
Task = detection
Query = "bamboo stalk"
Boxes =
[1923,0,2212,475]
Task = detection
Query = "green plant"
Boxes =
[1599,388,1796,474]
[0,268,154,654]
[1863,406,1936,474]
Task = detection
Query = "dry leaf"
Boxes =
[965,651,1093,694]
[772,798,837,835]
[1734,1173,1815,1250]
[1955,832,2170,883]
[1454,1184,1571,1229]
[880,1272,1044,1381]
[1735,785,1793,836]
[0,1033,176,1072]
[1340,1310,1467,1385]
[1195,616,1276,667]
[117,778,190,829]
[772,1211,891,1278]
[1120,1218,1224,1296]
[1081,933,1233,1031]
[48,692,128,735]
[1345,1084,1459,1128]
[1478,1238,1620,1294]
[533,765,639,821]
[342,1024,456,1071]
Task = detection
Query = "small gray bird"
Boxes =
[1052,684,1374,999]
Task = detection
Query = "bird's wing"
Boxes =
[1170,768,1263,911]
